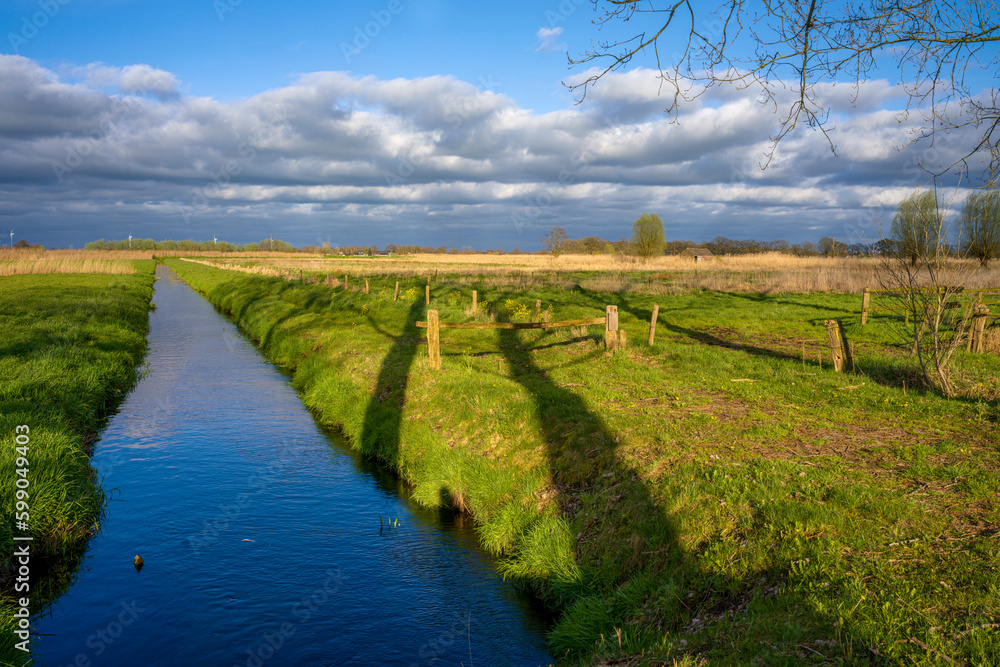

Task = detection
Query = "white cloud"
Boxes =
[0,56,987,249]
[536,27,565,53]
[64,62,180,100]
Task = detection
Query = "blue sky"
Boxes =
[0,0,991,250]
[3,0,589,111]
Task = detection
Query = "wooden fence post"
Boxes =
[605,305,619,351]
[427,309,441,369]
[971,305,990,353]
[861,288,870,325]
[365,278,369,294]
[825,320,845,372]
[648,304,659,346]
[425,284,430,306]
[837,317,853,372]
[394,281,399,301]
[344,274,348,289]
[534,300,541,323]
[472,290,478,314]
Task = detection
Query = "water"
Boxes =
[34,266,552,666]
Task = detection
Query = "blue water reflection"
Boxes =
[34,265,551,666]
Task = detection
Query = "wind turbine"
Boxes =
[128,234,132,249]
[9,229,13,249]
[213,234,217,244]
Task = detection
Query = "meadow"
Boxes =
[0,262,156,663]
[167,255,1000,666]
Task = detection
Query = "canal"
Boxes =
[34,265,552,666]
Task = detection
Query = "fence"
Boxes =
[861,286,1000,325]
[859,287,995,354]
[416,305,629,370]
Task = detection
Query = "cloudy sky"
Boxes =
[0,0,991,250]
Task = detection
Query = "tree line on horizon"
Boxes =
[74,235,855,257]
[44,190,1000,269]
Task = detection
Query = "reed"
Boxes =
[0,258,137,276]
[185,252,1000,294]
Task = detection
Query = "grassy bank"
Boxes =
[167,258,1000,666]
[0,263,156,664]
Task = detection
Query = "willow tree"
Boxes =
[891,190,941,266]
[631,212,665,258]
[961,189,1000,267]
[568,1,1000,176]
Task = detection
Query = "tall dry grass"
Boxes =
[179,258,289,278]
[0,258,137,276]
[0,248,155,261]
[175,252,1000,295]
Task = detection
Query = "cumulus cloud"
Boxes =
[536,27,565,53]
[0,55,986,249]
[62,62,181,100]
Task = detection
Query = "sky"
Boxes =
[0,0,993,250]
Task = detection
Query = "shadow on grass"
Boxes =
[358,299,425,468]
[494,326,692,652]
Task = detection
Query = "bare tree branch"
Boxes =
[567,1,1000,178]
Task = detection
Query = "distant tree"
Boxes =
[847,243,873,257]
[874,239,896,256]
[542,226,569,257]
[960,189,1000,267]
[818,237,848,256]
[581,236,605,254]
[705,236,734,255]
[768,239,792,253]
[891,190,941,266]
[664,240,692,255]
[631,213,665,259]
[612,237,633,254]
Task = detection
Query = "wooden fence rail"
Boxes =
[417,310,618,369]
[416,317,606,331]
[861,286,1000,325]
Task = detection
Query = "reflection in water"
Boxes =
[33,265,551,666]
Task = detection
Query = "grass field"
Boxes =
[0,263,155,664]
[167,257,1000,666]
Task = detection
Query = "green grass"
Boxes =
[0,263,155,665]
[167,259,1000,666]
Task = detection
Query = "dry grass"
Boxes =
[178,257,289,278]
[187,252,1000,295]
[0,249,325,277]
[0,258,137,276]
[0,248,155,261]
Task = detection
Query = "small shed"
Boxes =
[680,247,714,262]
